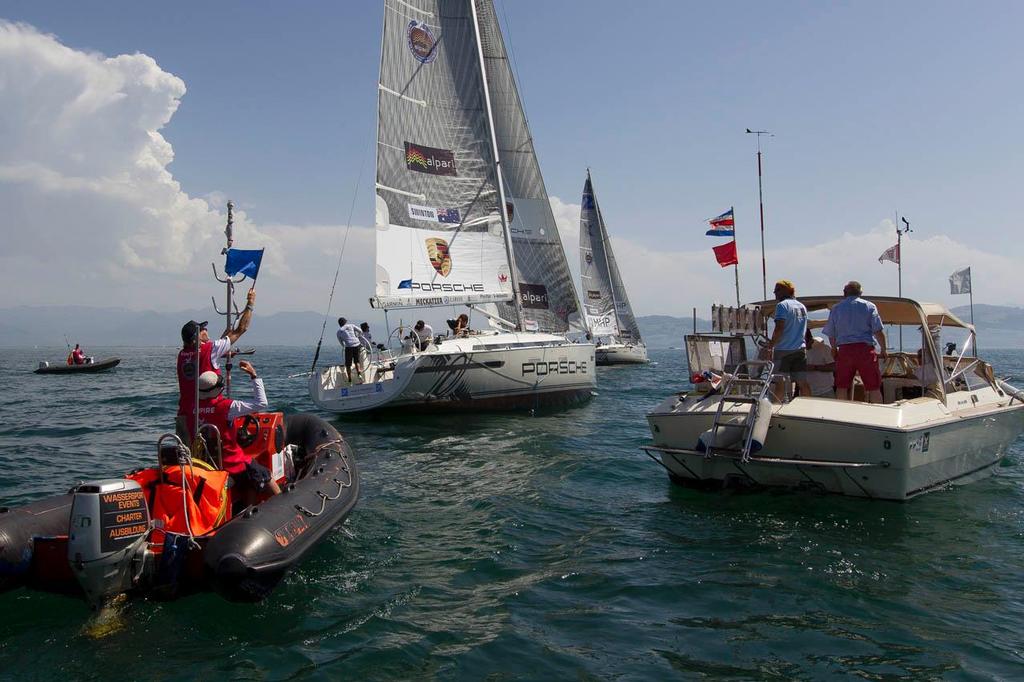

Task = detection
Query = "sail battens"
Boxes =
[390,0,435,18]
[376,183,427,200]
[378,83,428,107]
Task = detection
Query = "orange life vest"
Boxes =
[126,465,231,547]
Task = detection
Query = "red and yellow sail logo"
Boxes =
[406,146,428,170]
[425,238,452,277]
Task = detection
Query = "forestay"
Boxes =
[373,0,515,309]
[474,0,582,333]
[578,171,643,343]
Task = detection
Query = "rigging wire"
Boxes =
[309,150,370,375]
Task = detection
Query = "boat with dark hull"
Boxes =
[0,412,359,604]
[34,357,121,374]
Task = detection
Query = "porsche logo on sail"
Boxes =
[406,20,437,64]
[425,238,452,277]
[405,142,457,176]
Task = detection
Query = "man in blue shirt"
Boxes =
[822,281,888,403]
[765,279,811,398]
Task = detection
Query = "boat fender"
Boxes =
[695,397,772,453]
[997,379,1024,405]
[67,479,150,608]
[749,397,773,453]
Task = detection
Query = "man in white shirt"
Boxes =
[337,317,363,383]
[803,331,836,398]
[413,320,433,352]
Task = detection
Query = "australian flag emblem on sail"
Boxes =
[437,208,460,224]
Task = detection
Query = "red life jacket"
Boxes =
[177,341,217,431]
[197,395,248,474]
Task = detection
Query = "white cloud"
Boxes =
[0,21,371,317]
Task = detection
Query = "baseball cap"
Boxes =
[181,320,209,344]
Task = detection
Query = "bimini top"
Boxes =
[750,296,973,330]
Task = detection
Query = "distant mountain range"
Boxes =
[0,304,1019,348]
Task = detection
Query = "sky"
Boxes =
[1,0,1022,322]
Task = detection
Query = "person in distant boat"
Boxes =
[177,288,256,437]
[413,320,433,351]
[68,344,86,365]
[337,317,364,382]
[453,314,470,338]
[803,330,836,398]
[764,280,811,399]
[822,281,888,403]
[196,360,280,506]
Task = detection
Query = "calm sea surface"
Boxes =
[1,345,1023,680]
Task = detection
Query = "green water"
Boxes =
[1,346,1023,679]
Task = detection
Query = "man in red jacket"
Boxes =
[177,288,256,437]
[196,359,281,505]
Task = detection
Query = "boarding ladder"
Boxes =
[704,360,774,463]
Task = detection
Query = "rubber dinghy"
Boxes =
[0,412,359,605]
[34,357,121,374]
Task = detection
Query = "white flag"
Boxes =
[878,243,900,264]
[949,267,972,295]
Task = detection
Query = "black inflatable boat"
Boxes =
[34,357,121,374]
[0,412,359,605]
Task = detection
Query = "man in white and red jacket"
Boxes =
[196,359,281,504]
[177,288,256,436]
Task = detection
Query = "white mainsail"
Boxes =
[474,1,583,333]
[578,171,643,344]
[372,0,515,310]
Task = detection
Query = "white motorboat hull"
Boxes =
[595,343,648,365]
[645,387,1024,500]
[309,332,595,414]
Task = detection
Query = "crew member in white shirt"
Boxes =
[337,317,364,383]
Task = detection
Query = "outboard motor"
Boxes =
[67,479,150,607]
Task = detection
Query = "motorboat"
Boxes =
[308,0,595,414]
[579,171,649,365]
[35,357,121,374]
[643,297,1024,500]
[0,413,359,605]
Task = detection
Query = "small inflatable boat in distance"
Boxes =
[0,412,359,605]
[34,357,121,374]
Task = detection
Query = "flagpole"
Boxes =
[895,214,912,352]
[746,129,770,300]
[730,207,740,306]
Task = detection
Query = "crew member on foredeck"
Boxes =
[178,288,256,437]
[764,280,811,399]
[822,281,888,403]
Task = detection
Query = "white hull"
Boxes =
[309,332,595,414]
[595,343,648,365]
[646,386,1024,500]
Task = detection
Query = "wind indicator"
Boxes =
[746,128,773,299]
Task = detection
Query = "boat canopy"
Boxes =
[751,296,973,330]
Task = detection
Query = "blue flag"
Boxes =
[224,248,264,280]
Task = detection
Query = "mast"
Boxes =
[471,0,523,331]
[589,170,620,340]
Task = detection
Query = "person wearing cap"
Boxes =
[764,279,811,399]
[177,288,256,436]
[822,280,888,403]
[196,359,280,504]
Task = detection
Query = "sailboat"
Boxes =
[308,0,595,414]
[579,171,649,365]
